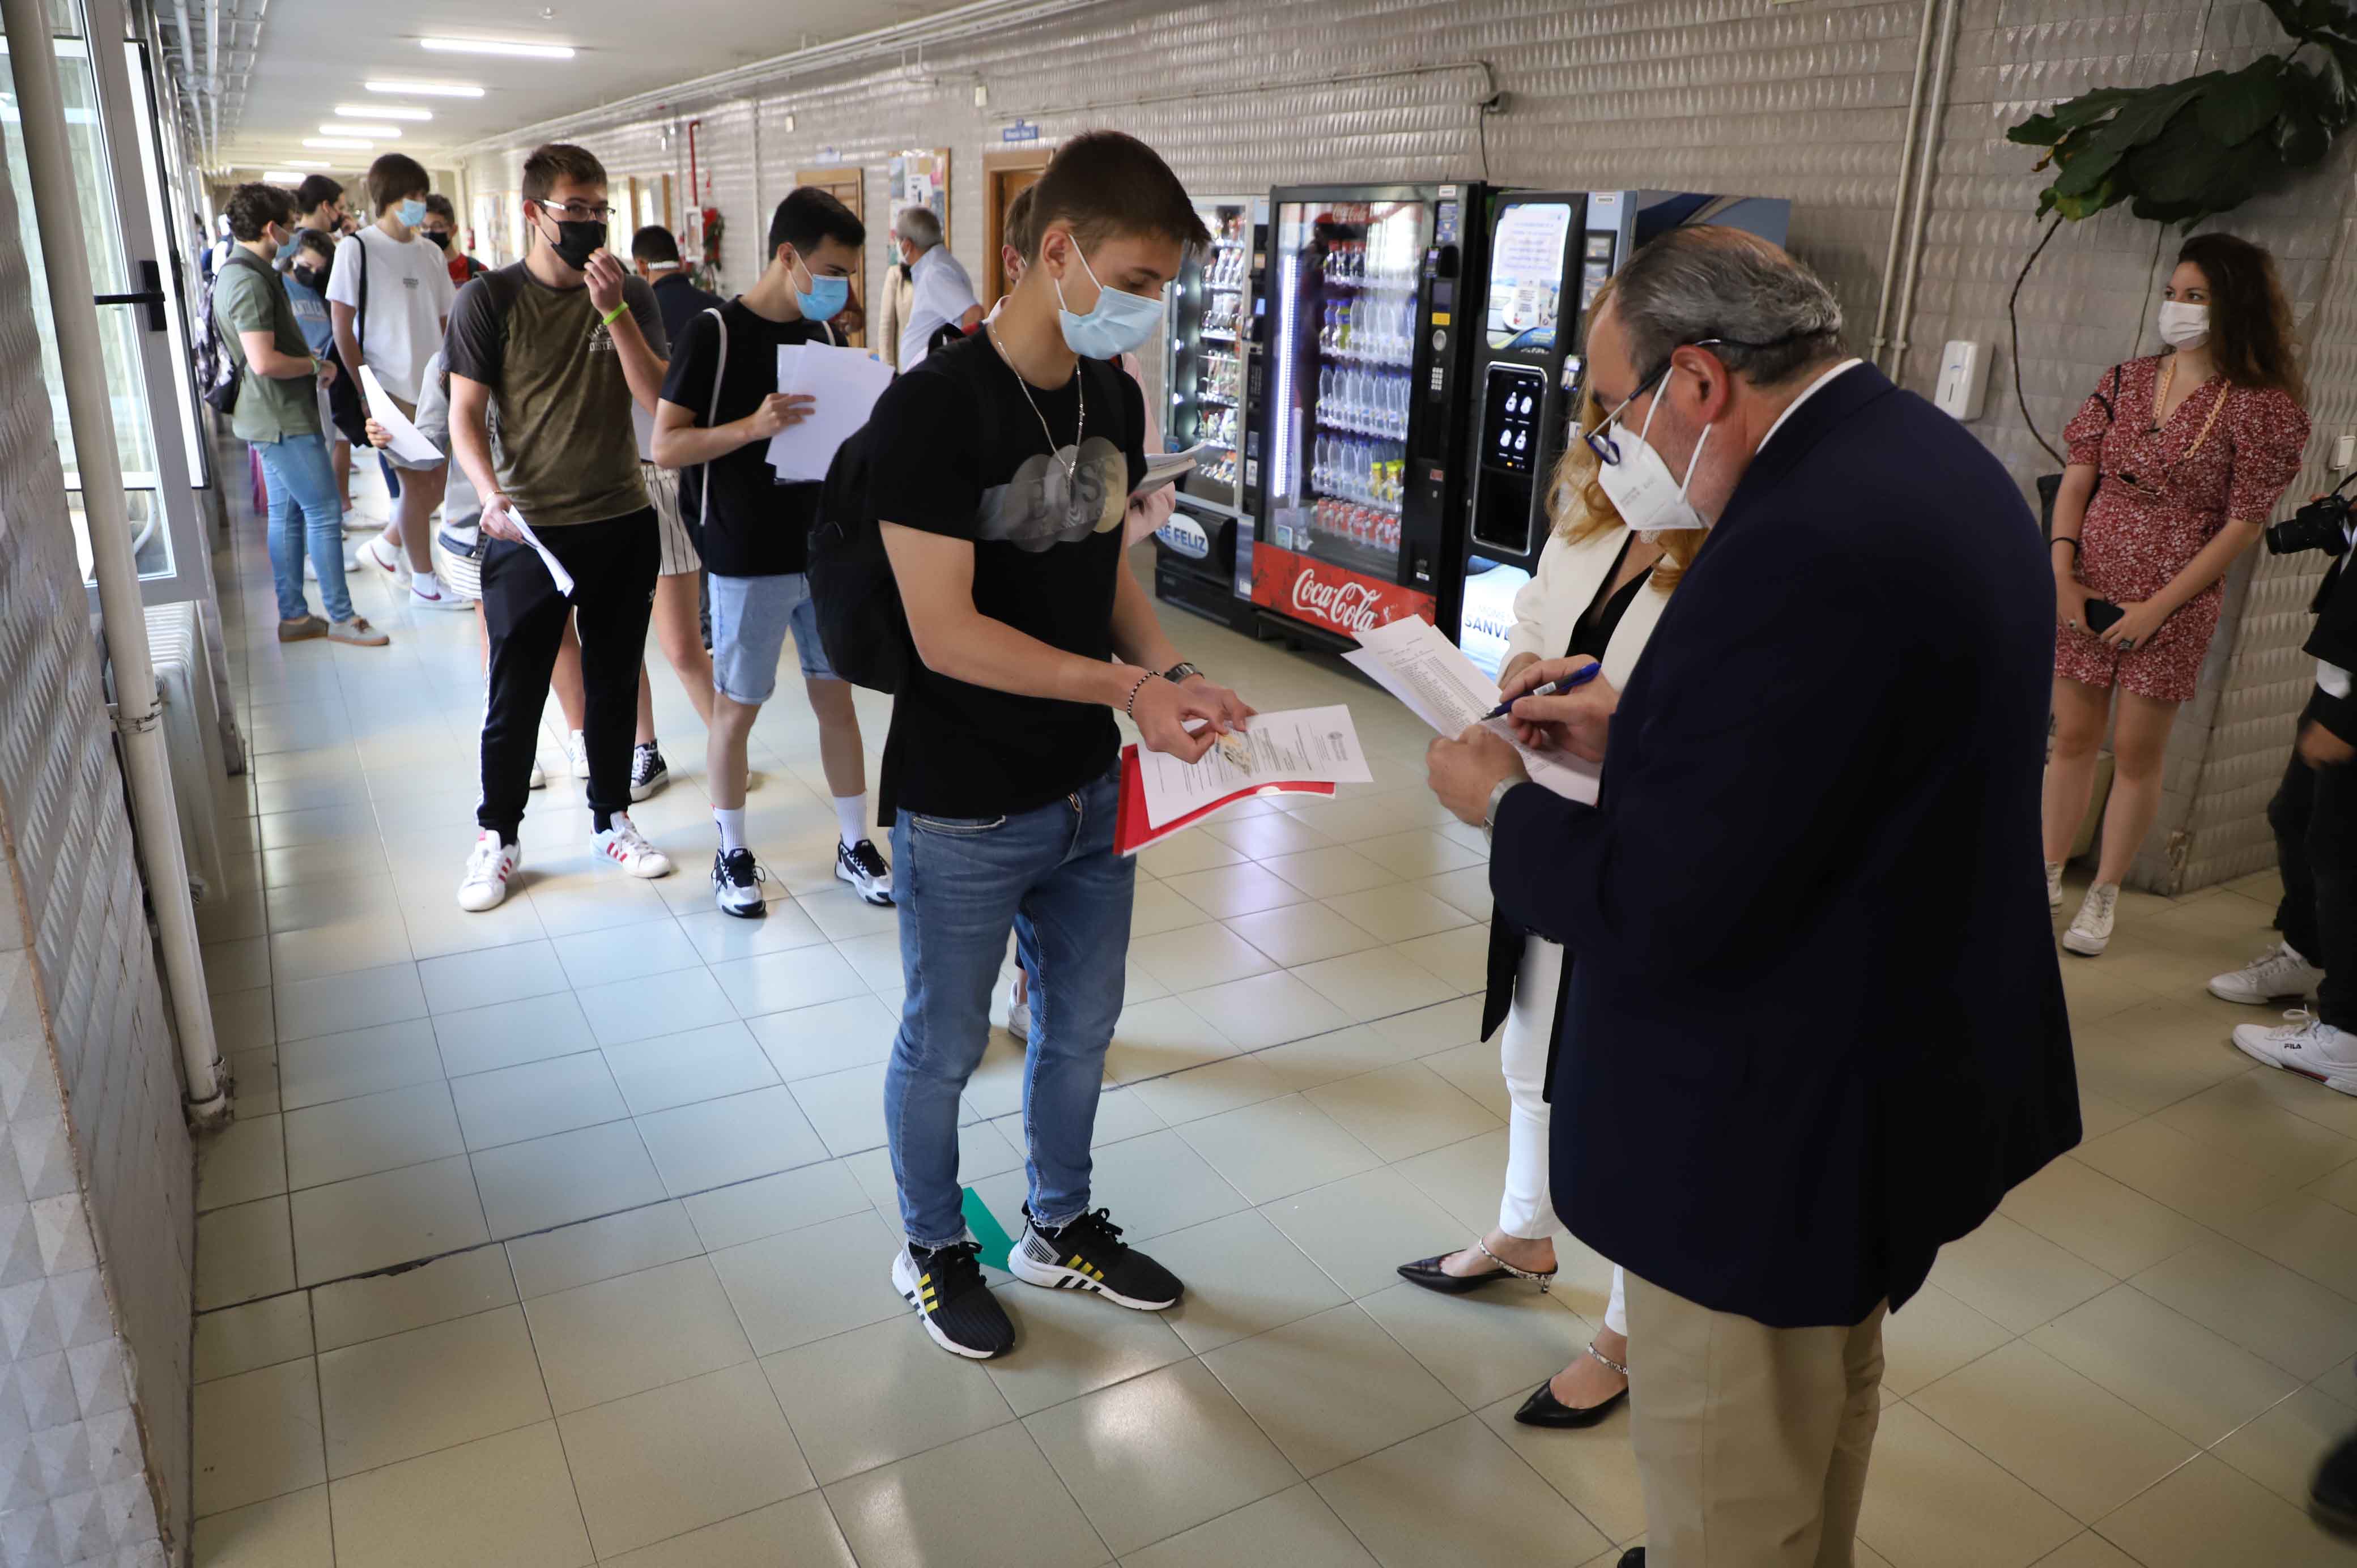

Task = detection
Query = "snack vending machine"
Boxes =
[1244,182,1497,646]
[1153,196,1266,629]
[1452,190,1793,675]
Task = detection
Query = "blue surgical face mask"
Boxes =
[1054,244,1162,359]
[790,252,849,322]
[395,197,428,229]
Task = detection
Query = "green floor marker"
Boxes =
[962,1187,1016,1272]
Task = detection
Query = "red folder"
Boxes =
[1113,742,1337,857]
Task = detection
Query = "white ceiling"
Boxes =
[212,0,959,174]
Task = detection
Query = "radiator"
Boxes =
[141,602,223,902]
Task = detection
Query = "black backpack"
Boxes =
[809,419,913,694]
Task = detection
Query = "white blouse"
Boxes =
[1501,521,1674,691]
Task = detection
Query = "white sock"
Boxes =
[413,568,438,594]
[716,807,747,854]
[835,794,869,849]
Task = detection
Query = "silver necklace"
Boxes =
[988,319,1083,503]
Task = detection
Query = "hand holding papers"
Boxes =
[1133,706,1373,830]
[1344,617,1600,803]
[483,504,573,597]
[358,367,444,467]
[1137,445,1210,495]
[765,343,895,482]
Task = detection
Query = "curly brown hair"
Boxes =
[2176,233,2303,402]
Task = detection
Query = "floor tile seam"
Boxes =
[2110,1276,2354,1385]
[1899,1363,2206,1529]
[1997,1174,2220,1283]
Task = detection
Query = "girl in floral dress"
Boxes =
[2045,233,2309,955]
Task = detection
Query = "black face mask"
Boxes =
[291,266,325,292]
[539,210,606,271]
[424,230,451,251]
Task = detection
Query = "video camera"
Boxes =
[2267,475,2355,557]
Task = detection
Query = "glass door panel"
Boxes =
[1163,197,1248,513]
[0,19,172,579]
[1265,197,1426,583]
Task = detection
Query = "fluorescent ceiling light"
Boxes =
[262,171,307,182]
[419,37,575,59]
[337,103,429,121]
[325,122,402,138]
[304,137,373,150]
[287,159,331,168]
[364,80,484,97]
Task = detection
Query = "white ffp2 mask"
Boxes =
[1593,378,1712,532]
[2157,301,2209,347]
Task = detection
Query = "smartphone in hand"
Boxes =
[2083,598,2126,634]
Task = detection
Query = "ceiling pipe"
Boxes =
[454,0,1101,155]
[1867,0,1939,369]
[1886,0,1964,387]
[0,0,226,1125]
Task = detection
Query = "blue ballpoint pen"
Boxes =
[1481,661,1603,722]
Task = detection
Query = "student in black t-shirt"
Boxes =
[653,189,893,917]
[867,132,1251,1361]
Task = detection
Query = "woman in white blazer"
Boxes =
[1396,388,1702,1428]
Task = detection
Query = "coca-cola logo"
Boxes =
[1290,568,1386,633]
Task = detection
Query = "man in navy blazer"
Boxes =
[1427,227,2078,1568]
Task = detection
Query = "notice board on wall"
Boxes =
[888,148,951,241]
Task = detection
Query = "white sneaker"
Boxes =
[2209,941,2326,1006]
[2062,882,2118,956]
[1005,974,1031,1041]
[409,573,467,611]
[360,534,401,574]
[457,831,520,911]
[836,839,894,906]
[528,761,546,791]
[568,728,591,780]
[2046,862,2064,911]
[593,813,672,878]
[2233,1010,2357,1096]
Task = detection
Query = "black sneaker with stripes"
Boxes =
[1008,1207,1182,1310]
[892,1240,1015,1359]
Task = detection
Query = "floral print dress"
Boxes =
[2056,353,2308,702]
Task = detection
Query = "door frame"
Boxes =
[982,147,1054,308]
[796,164,867,349]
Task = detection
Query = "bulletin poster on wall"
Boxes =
[890,148,951,238]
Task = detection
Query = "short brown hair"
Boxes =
[521,143,607,204]
[365,153,431,215]
[224,181,296,242]
[1024,130,1207,260]
[1003,184,1039,265]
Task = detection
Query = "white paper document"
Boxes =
[1138,445,1209,492]
[1137,705,1373,829]
[765,343,896,482]
[358,366,444,466]
[1344,617,1601,804]
[503,509,574,598]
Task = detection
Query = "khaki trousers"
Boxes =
[1625,1272,1888,1568]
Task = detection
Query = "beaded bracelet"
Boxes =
[1124,671,1159,717]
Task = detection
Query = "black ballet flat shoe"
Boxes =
[1396,1239,1555,1296]
[1616,1551,1645,1568]
[1513,1340,1631,1429]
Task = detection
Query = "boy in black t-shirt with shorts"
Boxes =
[653,188,894,918]
[867,132,1251,1359]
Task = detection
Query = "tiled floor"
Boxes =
[188,474,2357,1566]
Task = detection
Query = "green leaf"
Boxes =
[2198,58,2287,144]
[2050,143,2122,197]
[2007,112,2064,147]
[2050,87,2145,131]
[2084,76,2212,157]
[2121,110,2224,202]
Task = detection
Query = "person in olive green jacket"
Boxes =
[210,182,386,646]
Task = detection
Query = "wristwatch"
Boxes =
[1482,778,1519,843]
[1162,661,1204,685]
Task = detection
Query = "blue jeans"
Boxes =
[884,766,1134,1249]
[256,432,351,623]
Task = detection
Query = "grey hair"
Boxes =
[1610,226,1845,389]
[893,205,943,251]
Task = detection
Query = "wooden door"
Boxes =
[797,164,867,349]
[983,148,1054,308]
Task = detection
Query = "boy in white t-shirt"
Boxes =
[329,152,465,611]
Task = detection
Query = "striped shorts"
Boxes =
[643,461,701,577]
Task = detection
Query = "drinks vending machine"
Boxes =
[1244,182,1498,646]
[1452,190,1792,674]
[1153,196,1266,629]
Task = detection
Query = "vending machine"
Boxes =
[1243,181,1499,647]
[1153,195,1266,629]
[1452,191,1793,675]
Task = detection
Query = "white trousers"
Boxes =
[1499,934,1626,1336]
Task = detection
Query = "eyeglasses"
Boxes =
[535,199,614,221]
[1579,331,1811,465]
